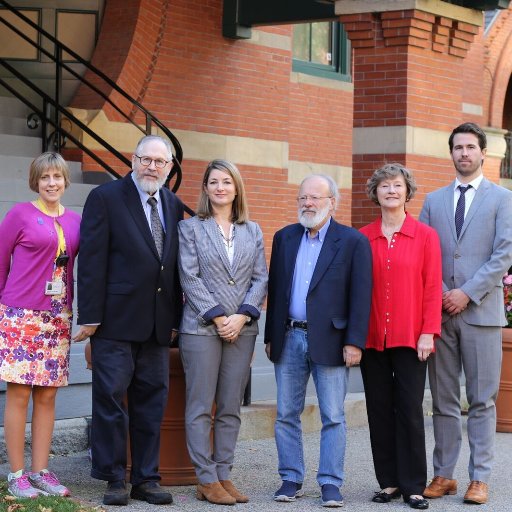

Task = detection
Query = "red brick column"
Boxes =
[340,10,480,228]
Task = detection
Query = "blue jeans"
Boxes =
[274,327,349,487]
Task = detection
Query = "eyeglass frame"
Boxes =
[296,195,333,204]
[134,155,173,169]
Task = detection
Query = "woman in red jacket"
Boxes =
[360,163,442,510]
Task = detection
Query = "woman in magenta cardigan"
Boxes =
[359,164,442,511]
[0,152,80,499]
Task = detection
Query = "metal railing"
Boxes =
[0,0,188,203]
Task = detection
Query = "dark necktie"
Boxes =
[147,196,164,258]
[455,185,471,239]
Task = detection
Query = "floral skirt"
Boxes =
[0,266,72,387]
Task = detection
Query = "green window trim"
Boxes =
[292,22,351,82]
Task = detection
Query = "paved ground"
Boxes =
[1,416,510,511]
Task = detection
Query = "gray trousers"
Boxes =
[428,315,502,483]
[180,333,255,484]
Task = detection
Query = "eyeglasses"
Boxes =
[135,155,171,169]
[296,195,333,204]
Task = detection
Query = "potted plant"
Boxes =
[496,271,512,432]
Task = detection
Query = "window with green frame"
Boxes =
[292,22,351,81]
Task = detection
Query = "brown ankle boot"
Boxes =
[196,482,236,505]
[220,480,249,503]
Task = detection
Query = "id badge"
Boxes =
[45,281,63,296]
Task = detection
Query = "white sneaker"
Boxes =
[7,472,46,499]
[28,470,70,497]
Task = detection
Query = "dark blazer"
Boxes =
[265,218,372,366]
[77,173,184,345]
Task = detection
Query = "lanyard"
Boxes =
[36,199,66,258]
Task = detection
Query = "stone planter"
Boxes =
[496,328,512,432]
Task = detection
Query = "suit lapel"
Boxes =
[443,182,457,242]
[123,174,160,261]
[202,217,236,279]
[458,178,490,240]
[284,225,304,298]
[231,223,246,275]
[160,189,176,260]
[309,220,341,293]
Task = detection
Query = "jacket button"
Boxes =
[161,265,164,271]
[157,288,162,293]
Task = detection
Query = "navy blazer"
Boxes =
[264,218,372,366]
[77,173,184,346]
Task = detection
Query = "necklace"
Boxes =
[218,223,235,249]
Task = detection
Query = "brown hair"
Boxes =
[196,159,249,223]
[366,163,417,205]
[29,152,70,192]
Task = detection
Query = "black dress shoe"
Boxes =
[372,488,401,503]
[103,480,129,506]
[405,495,429,509]
[130,481,173,505]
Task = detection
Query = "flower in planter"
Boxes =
[503,272,512,327]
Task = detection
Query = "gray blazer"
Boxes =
[178,216,268,336]
[419,177,512,327]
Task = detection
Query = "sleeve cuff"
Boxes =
[236,304,260,319]
[202,305,226,323]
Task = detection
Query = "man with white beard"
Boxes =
[75,135,184,506]
[264,174,372,507]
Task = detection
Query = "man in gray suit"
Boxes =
[419,123,512,505]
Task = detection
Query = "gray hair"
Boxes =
[300,174,340,208]
[135,135,174,161]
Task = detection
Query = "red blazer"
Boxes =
[360,213,442,351]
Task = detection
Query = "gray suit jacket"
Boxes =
[178,216,268,336]
[419,177,512,327]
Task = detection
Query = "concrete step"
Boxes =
[0,114,42,138]
[0,156,84,183]
[0,178,95,218]
[0,133,42,157]
[0,94,36,118]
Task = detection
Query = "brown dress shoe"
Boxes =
[423,476,457,498]
[464,481,488,504]
[220,480,249,503]
[196,482,236,505]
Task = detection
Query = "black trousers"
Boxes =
[360,347,428,497]
[90,334,169,485]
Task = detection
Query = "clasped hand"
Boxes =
[214,314,246,343]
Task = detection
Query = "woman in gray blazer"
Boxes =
[178,160,268,505]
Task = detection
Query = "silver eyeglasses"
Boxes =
[135,155,171,169]
[296,195,333,204]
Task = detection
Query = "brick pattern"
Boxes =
[340,9,485,229]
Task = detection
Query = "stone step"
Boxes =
[0,94,36,118]
[0,114,42,138]
[0,133,42,157]
[0,179,96,223]
[0,155,83,183]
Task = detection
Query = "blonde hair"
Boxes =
[29,152,70,192]
[196,160,249,223]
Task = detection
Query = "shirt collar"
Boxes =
[304,216,331,242]
[131,172,159,205]
[454,173,483,191]
[366,211,415,241]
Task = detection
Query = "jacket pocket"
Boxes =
[332,317,347,330]
[107,283,134,294]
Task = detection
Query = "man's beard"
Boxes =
[454,159,482,178]
[298,203,331,229]
[136,173,167,195]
